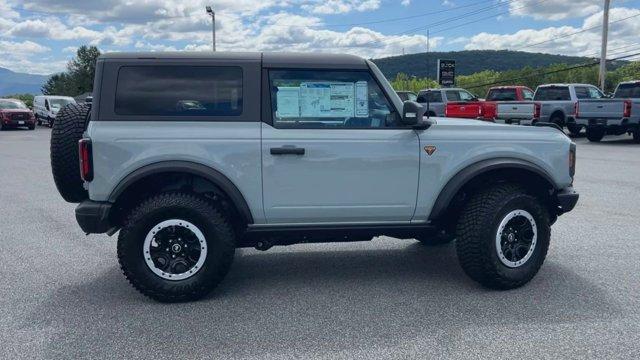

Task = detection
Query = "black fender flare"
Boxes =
[108,160,254,224]
[428,158,557,221]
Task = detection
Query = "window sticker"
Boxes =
[355,81,369,117]
[276,87,300,118]
[299,82,355,118]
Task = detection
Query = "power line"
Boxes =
[509,12,640,51]
[463,51,640,90]
[270,0,496,28]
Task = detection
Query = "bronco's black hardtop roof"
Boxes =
[99,52,369,69]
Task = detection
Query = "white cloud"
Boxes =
[401,0,411,6]
[62,46,78,53]
[464,7,640,58]
[301,0,381,15]
[508,0,602,21]
[0,40,49,55]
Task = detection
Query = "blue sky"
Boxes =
[0,0,639,75]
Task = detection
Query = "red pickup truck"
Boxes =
[445,86,535,121]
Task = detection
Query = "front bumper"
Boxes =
[555,187,579,215]
[76,200,112,234]
[2,119,35,127]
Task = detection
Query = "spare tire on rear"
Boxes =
[50,103,91,203]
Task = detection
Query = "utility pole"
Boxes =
[426,29,430,54]
[599,0,610,90]
[206,6,216,52]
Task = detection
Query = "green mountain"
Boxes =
[371,50,600,80]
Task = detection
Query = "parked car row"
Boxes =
[0,95,78,131]
[398,80,640,143]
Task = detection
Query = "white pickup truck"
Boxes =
[574,81,640,142]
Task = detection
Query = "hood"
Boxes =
[0,108,32,114]
[428,116,569,141]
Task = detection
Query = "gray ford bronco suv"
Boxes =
[50,52,579,302]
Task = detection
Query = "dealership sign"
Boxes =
[437,59,455,87]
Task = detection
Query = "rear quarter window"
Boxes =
[534,87,570,101]
[114,66,242,116]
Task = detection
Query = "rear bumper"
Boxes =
[555,187,579,215]
[575,117,639,128]
[76,200,112,234]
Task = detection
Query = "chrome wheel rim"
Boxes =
[143,219,207,280]
[495,210,537,268]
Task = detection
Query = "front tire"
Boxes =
[117,192,236,302]
[586,127,605,142]
[455,183,550,290]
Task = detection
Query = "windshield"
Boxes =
[0,99,28,109]
[614,83,640,98]
[49,98,74,109]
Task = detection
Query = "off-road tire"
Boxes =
[566,123,581,136]
[455,183,551,290]
[50,103,91,203]
[586,127,605,142]
[118,192,236,302]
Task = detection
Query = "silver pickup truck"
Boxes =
[574,81,640,142]
[533,83,606,136]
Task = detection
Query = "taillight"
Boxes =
[624,100,632,118]
[569,143,576,180]
[533,103,541,119]
[573,101,579,117]
[78,138,93,182]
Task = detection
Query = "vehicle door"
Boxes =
[261,69,420,224]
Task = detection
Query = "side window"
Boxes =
[45,99,50,110]
[458,90,475,101]
[445,91,461,101]
[417,91,442,103]
[269,70,399,129]
[574,87,590,99]
[115,66,242,117]
[522,89,534,100]
[408,93,417,102]
[587,87,604,99]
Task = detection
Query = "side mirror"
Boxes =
[401,100,427,127]
[85,96,93,103]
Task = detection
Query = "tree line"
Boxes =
[390,61,640,96]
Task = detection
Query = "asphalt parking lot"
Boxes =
[1,126,639,359]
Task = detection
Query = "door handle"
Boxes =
[270,146,305,155]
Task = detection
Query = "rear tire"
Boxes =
[550,113,565,128]
[586,127,605,142]
[567,123,581,136]
[50,103,91,203]
[455,183,550,290]
[117,192,236,302]
[633,130,640,143]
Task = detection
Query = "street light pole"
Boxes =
[206,6,216,52]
